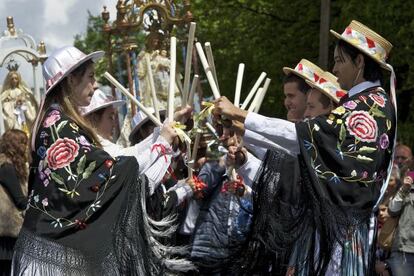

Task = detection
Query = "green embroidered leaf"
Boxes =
[82,161,96,179]
[56,121,68,134]
[51,172,65,185]
[386,119,392,130]
[356,155,374,163]
[77,155,86,175]
[358,146,377,153]
[318,174,327,180]
[58,187,70,193]
[339,124,346,142]
[370,107,386,118]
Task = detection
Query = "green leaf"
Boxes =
[82,161,96,179]
[386,119,392,130]
[358,146,377,153]
[370,107,386,118]
[77,155,86,175]
[51,172,65,185]
[56,121,68,134]
[339,124,346,142]
[58,187,70,193]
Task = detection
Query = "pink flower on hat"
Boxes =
[43,110,61,128]
[345,111,378,143]
[46,138,79,170]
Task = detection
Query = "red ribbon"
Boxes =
[221,175,244,195]
[151,143,170,163]
[192,175,207,199]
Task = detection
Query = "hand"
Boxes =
[160,121,177,145]
[375,261,390,276]
[402,176,413,191]
[174,105,192,123]
[226,145,247,168]
[214,96,247,122]
[232,120,245,136]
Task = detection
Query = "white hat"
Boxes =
[43,46,104,94]
[79,89,124,116]
[129,108,166,141]
[282,59,325,84]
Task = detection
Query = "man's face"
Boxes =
[394,146,413,168]
[304,89,332,119]
[283,82,307,122]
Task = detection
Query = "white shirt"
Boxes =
[99,127,172,195]
[238,80,381,186]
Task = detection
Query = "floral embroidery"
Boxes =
[379,133,389,149]
[345,111,378,142]
[43,110,61,128]
[37,146,47,159]
[369,93,386,107]
[46,138,80,170]
[332,106,346,115]
[343,100,357,110]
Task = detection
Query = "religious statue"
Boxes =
[0,66,38,135]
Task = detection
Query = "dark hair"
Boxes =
[283,73,311,94]
[336,40,383,84]
[318,92,333,109]
[0,129,29,181]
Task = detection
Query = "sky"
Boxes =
[0,0,118,89]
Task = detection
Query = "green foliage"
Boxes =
[74,1,414,147]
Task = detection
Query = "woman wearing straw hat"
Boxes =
[11,46,193,275]
[214,20,396,275]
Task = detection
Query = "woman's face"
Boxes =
[332,46,359,90]
[71,64,97,106]
[97,106,117,141]
[10,73,19,88]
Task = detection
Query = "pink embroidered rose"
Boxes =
[369,93,386,107]
[46,138,79,170]
[345,111,378,142]
[343,100,357,110]
[43,110,61,128]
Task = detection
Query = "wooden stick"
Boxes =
[104,72,162,127]
[187,74,199,108]
[168,37,177,121]
[183,22,196,107]
[195,42,220,99]
[240,72,266,110]
[255,78,271,113]
[234,63,245,107]
[144,54,160,121]
[248,88,263,112]
[187,140,193,179]
[204,42,219,93]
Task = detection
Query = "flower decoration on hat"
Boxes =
[306,71,347,104]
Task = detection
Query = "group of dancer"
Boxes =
[7,19,398,276]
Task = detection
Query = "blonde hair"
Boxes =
[30,61,101,151]
[1,70,31,94]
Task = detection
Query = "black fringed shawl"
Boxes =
[236,87,395,275]
[12,106,177,275]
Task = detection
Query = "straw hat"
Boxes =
[43,46,104,94]
[283,59,325,84]
[79,89,124,116]
[330,20,393,71]
[305,71,347,104]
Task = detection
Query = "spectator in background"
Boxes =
[394,144,413,169]
[386,160,414,275]
[0,129,29,276]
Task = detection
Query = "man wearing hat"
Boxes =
[303,72,346,119]
[215,20,396,275]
